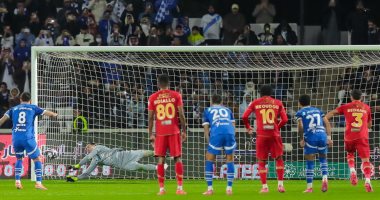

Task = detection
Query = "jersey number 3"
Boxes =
[351,113,363,128]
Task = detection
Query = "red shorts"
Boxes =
[154,134,182,157]
[256,136,283,160]
[345,138,370,159]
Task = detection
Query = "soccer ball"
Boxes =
[44,149,59,159]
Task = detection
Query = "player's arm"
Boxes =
[148,110,155,142]
[202,110,210,143]
[297,119,305,147]
[325,109,340,120]
[242,103,254,134]
[278,103,289,128]
[77,158,99,180]
[70,148,98,169]
[0,114,9,126]
[43,110,58,118]
[178,106,187,142]
[323,116,333,146]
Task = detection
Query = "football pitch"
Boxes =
[0,179,378,200]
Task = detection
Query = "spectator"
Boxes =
[29,12,42,37]
[126,34,140,46]
[12,1,29,34]
[64,12,80,37]
[31,0,57,23]
[252,0,276,23]
[337,84,351,106]
[235,25,259,45]
[34,30,54,46]
[86,0,107,22]
[158,27,173,45]
[0,48,17,90]
[146,26,160,46]
[201,5,223,45]
[104,2,122,24]
[8,87,20,107]
[87,15,98,36]
[273,34,287,45]
[154,0,179,27]
[178,16,191,36]
[188,26,205,46]
[13,39,30,63]
[1,26,14,49]
[346,0,369,45]
[322,0,341,45]
[98,11,115,45]
[123,14,138,39]
[132,26,147,46]
[171,37,181,46]
[140,15,151,37]
[223,4,246,45]
[15,27,35,48]
[0,82,10,114]
[90,33,103,46]
[57,0,78,26]
[258,23,274,45]
[274,20,298,45]
[43,17,60,41]
[76,25,94,46]
[173,25,188,45]
[368,19,380,44]
[138,3,155,22]
[239,94,253,122]
[55,30,76,46]
[78,7,93,27]
[107,25,125,46]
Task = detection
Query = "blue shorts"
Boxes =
[304,139,328,155]
[208,134,236,155]
[13,139,41,159]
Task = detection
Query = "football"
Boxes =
[44,149,59,159]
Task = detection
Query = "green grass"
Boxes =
[0,179,378,200]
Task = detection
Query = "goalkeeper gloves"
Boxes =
[68,164,80,170]
[66,176,78,182]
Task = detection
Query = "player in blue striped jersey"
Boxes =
[295,94,332,193]
[202,94,236,196]
[0,92,58,190]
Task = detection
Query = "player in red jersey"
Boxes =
[148,74,187,195]
[325,89,373,192]
[242,85,288,193]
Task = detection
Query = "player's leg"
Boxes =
[272,137,285,193]
[26,139,46,190]
[170,134,186,195]
[357,139,373,192]
[154,135,167,195]
[304,153,316,193]
[345,140,358,186]
[203,153,216,195]
[318,139,328,192]
[13,140,24,189]
[125,161,157,171]
[256,137,269,193]
[224,134,236,195]
[203,135,221,195]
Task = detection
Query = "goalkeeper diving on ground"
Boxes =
[66,143,165,182]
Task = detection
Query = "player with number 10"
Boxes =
[148,74,187,195]
[0,92,58,190]
[242,85,288,193]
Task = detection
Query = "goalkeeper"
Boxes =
[66,143,160,182]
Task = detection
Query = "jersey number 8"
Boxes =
[18,112,26,124]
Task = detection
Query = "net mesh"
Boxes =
[35,47,380,180]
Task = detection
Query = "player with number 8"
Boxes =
[242,85,288,193]
[148,74,187,195]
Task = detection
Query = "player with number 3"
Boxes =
[325,89,374,192]
[242,85,288,193]
[148,74,187,195]
[0,92,58,190]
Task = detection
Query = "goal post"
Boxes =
[31,45,380,180]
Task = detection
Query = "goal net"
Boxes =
[32,46,380,180]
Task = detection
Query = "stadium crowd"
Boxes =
[0,0,379,130]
